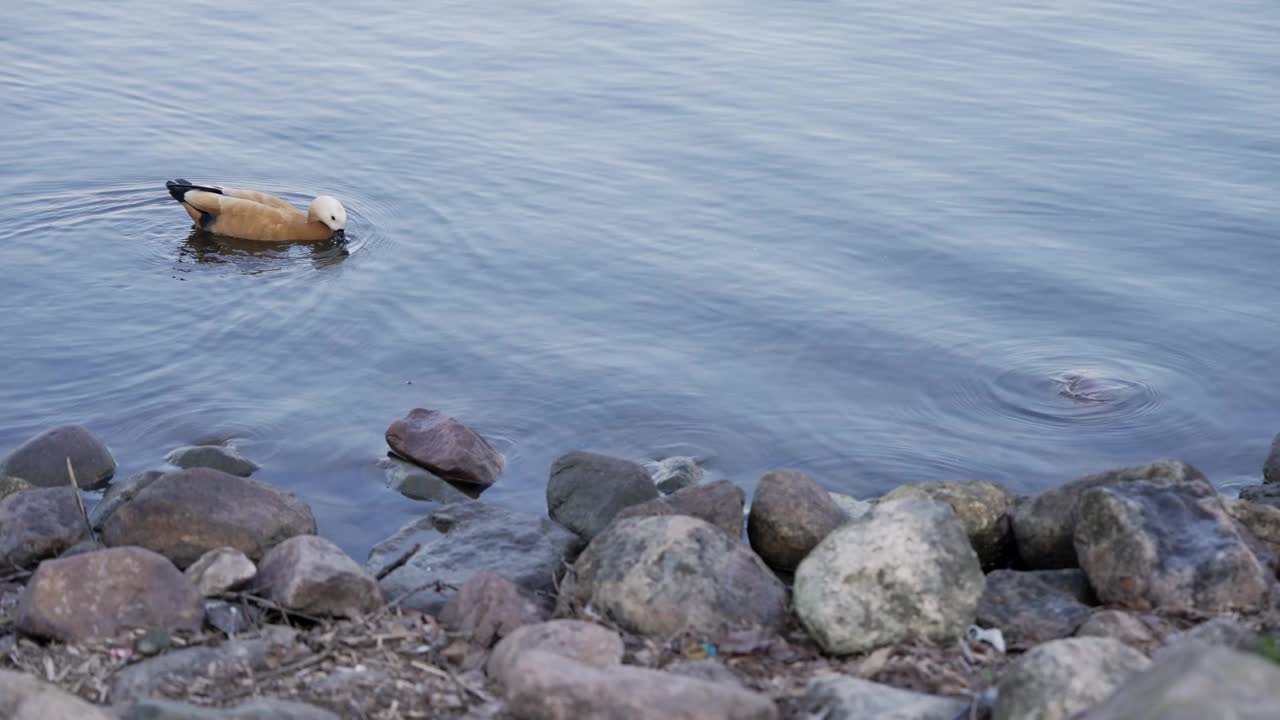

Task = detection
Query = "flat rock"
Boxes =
[1075,475,1271,612]
[0,475,33,502]
[794,497,985,655]
[439,572,545,649]
[797,674,968,720]
[1013,460,1205,569]
[1265,431,1280,484]
[1080,645,1280,720]
[89,470,164,531]
[165,445,260,477]
[614,479,745,538]
[0,668,114,720]
[0,424,115,489]
[16,547,204,643]
[367,502,581,614]
[253,535,382,618]
[650,456,704,494]
[881,479,1013,569]
[0,486,90,568]
[572,515,787,638]
[993,637,1151,720]
[1075,609,1161,650]
[184,547,257,597]
[976,570,1093,647]
[380,456,476,503]
[747,470,847,571]
[1239,482,1280,508]
[487,619,624,688]
[505,650,777,720]
[123,698,340,720]
[547,450,658,540]
[386,408,505,486]
[101,468,317,568]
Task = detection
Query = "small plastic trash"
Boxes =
[966,625,1006,653]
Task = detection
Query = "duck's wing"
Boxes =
[220,187,298,212]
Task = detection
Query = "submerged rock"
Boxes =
[184,547,257,597]
[797,675,967,720]
[380,456,476,503]
[614,479,745,538]
[165,444,260,476]
[0,669,113,720]
[977,569,1093,647]
[649,456,704,494]
[0,486,90,569]
[487,619,624,688]
[547,450,658,540]
[385,408,505,486]
[993,637,1150,720]
[0,424,115,489]
[747,470,846,571]
[253,536,382,618]
[881,479,1013,569]
[1080,645,1280,720]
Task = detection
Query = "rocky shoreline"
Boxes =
[2,412,1280,719]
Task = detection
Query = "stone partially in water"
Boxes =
[0,424,115,489]
[165,444,260,476]
[1053,369,1127,403]
[547,450,658,540]
[385,408,505,487]
[747,470,847,571]
[649,456,704,494]
[380,456,478,503]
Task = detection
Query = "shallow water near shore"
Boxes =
[2,1,1278,559]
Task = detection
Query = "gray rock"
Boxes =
[385,408,505,486]
[123,698,339,720]
[16,547,204,643]
[380,456,476,503]
[881,479,1013,569]
[0,424,115,489]
[1265,431,1280,484]
[1154,616,1259,660]
[89,470,164,531]
[993,637,1151,720]
[1013,460,1205,569]
[184,547,257,597]
[367,502,581,614]
[829,492,873,521]
[614,479,745,539]
[665,659,745,688]
[747,470,847,571]
[572,515,787,638]
[977,570,1093,647]
[794,497,985,655]
[1075,610,1160,650]
[504,650,777,720]
[59,539,105,558]
[0,668,113,719]
[101,468,317,568]
[487,619,624,688]
[797,674,968,720]
[0,476,33,502]
[109,626,299,705]
[649,456,704,495]
[253,535,382,618]
[1225,496,1280,559]
[0,486,90,569]
[165,445,259,477]
[1240,482,1280,508]
[547,451,658,540]
[439,572,545,649]
[1075,475,1271,612]
[1079,645,1280,720]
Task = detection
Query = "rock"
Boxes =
[976,570,1093,647]
[1074,475,1271,612]
[1240,482,1280,508]
[1265,431,1280,484]
[547,450,658,540]
[504,650,777,720]
[794,497,984,655]
[797,674,968,720]
[650,456,703,494]
[439,573,545,649]
[253,535,382,618]
[614,479,745,538]
[110,626,299,705]
[165,445,259,476]
[0,475,33,501]
[993,637,1151,720]
[1075,610,1160,650]
[829,492,873,521]
[101,468,317,568]
[367,502,581,614]
[1225,496,1280,558]
[0,668,113,719]
[0,424,115,489]
[572,515,787,638]
[380,456,476,503]
[1079,645,1280,720]
[204,600,254,636]
[16,547,204,643]
[487,619,624,688]
[881,479,1013,569]
[0,487,90,569]
[89,470,164,531]
[747,470,847,571]
[184,547,256,596]
[59,539,105,558]
[1154,616,1259,659]
[385,408,505,486]
[123,698,340,720]
[665,659,745,688]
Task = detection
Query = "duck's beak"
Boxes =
[333,228,346,242]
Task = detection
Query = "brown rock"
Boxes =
[0,487,90,569]
[882,479,1013,569]
[184,546,257,596]
[100,468,317,568]
[1225,497,1280,559]
[487,619,624,688]
[615,479,745,538]
[0,424,115,489]
[385,408,505,486]
[15,547,204,642]
[253,535,382,618]
[1075,609,1162,651]
[0,669,113,719]
[747,470,846,570]
[439,572,545,649]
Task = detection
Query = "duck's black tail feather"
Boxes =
[166,179,223,202]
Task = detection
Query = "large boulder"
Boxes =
[572,515,787,638]
[385,408,504,486]
[0,424,115,489]
[796,675,968,720]
[993,637,1151,720]
[367,502,581,614]
[165,445,259,476]
[16,547,204,643]
[100,468,316,568]
[253,536,382,618]
[614,479,745,538]
[1074,476,1271,612]
[794,497,984,655]
[1013,460,1205,569]
[747,470,846,571]
[0,487,90,568]
[1080,645,1280,720]
[487,619,624,688]
[881,479,1013,569]
[976,570,1093,647]
[547,451,657,540]
[0,669,114,720]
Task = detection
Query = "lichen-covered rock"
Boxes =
[1240,482,1280,508]
[747,470,846,571]
[0,669,113,720]
[614,479,745,538]
[797,675,967,720]
[487,619,624,688]
[184,547,256,597]
[794,497,984,655]
[165,445,260,476]
[0,424,115,489]
[881,479,1013,569]
[548,451,657,540]
[573,515,787,638]
[1079,645,1280,720]
[977,570,1093,647]
[253,536,382,618]
[0,487,90,569]
[385,408,505,486]
[0,476,33,502]
[439,573,544,649]
[1224,497,1280,559]
[994,637,1151,720]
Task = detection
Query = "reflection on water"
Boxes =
[177,229,351,274]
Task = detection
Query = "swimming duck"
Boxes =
[165,179,347,242]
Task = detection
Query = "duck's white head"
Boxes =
[309,196,348,237]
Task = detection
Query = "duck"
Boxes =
[165,179,347,242]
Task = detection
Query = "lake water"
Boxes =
[3,0,1278,559]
